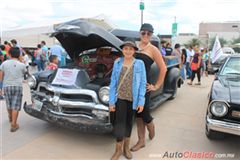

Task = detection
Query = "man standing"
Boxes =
[50,43,64,67]
[186,46,195,79]
[165,42,173,56]
[0,47,27,132]
[41,41,49,61]
[160,40,167,56]
[171,43,181,64]
[10,39,25,56]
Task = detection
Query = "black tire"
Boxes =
[205,123,225,140]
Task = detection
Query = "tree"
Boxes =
[231,37,240,44]
[209,37,228,50]
[231,37,240,53]
[186,38,201,47]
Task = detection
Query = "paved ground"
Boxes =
[1,73,240,160]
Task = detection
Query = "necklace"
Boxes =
[139,42,150,51]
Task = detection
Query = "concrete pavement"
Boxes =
[1,75,240,160]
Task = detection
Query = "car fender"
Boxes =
[163,67,181,93]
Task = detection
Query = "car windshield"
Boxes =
[220,57,240,75]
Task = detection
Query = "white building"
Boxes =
[1,15,115,48]
[175,33,198,46]
[199,22,240,45]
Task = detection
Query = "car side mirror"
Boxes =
[213,68,219,74]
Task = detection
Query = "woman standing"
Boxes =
[181,48,187,80]
[188,45,202,85]
[131,23,167,151]
[109,39,147,160]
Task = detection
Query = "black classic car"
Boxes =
[24,20,181,133]
[206,55,240,139]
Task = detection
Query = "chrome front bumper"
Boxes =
[206,115,240,136]
[24,103,113,133]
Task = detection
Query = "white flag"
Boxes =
[211,36,223,63]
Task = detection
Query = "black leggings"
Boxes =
[191,68,201,82]
[114,99,134,142]
[136,92,153,124]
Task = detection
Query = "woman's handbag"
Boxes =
[191,62,198,71]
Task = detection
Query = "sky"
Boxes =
[0,0,240,35]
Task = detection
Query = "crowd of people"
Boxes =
[0,39,66,132]
[33,41,67,71]
[0,39,67,72]
[160,40,210,85]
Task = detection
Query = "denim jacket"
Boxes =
[109,57,147,110]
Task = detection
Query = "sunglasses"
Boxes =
[141,31,152,36]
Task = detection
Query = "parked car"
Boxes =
[208,47,235,74]
[205,54,240,139]
[24,20,182,133]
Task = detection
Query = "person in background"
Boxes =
[200,49,205,76]
[171,43,181,65]
[188,45,202,85]
[45,55,59,71]
[181,48,187,80]
[0,47,27,132]
[0,51,4,64]
[0,45,7,61]
[41,41,49,61]
[4,41,11,58]
[50,43,64,67]
[165,42,173,56]
[22,51,30,72]
[34,44,45,71]
[10,39,26,57]
[186,45,194,79]
[109,39,146,160]
[160,40,167,56]
[0,51,4,100]
[202,48,209,77]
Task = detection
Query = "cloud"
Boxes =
[0,0,54,29]
[0,0,239,35]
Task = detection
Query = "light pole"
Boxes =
[140,1,144,26]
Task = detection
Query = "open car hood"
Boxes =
[52,19,123,59]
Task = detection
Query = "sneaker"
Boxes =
[195,82,201,85]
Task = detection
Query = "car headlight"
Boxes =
[99,86,109,104]
[27,75,37,89]
[210,101,228,117]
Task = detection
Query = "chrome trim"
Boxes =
[49,109,93,119]
[58,100,95,108]
[208,100,230,116]
[98,86,110,104]
[206,115,240,136]
[28,75,37,88]
[31,92,109,111]
[36,82,99,103]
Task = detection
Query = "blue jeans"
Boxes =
[186,62,192,78]
[181,64,186,80]
[35,59,45,71]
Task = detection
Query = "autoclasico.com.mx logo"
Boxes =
[149,151,236,159]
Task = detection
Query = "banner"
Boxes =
[211,36,223,63]
[172,23,178,37]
